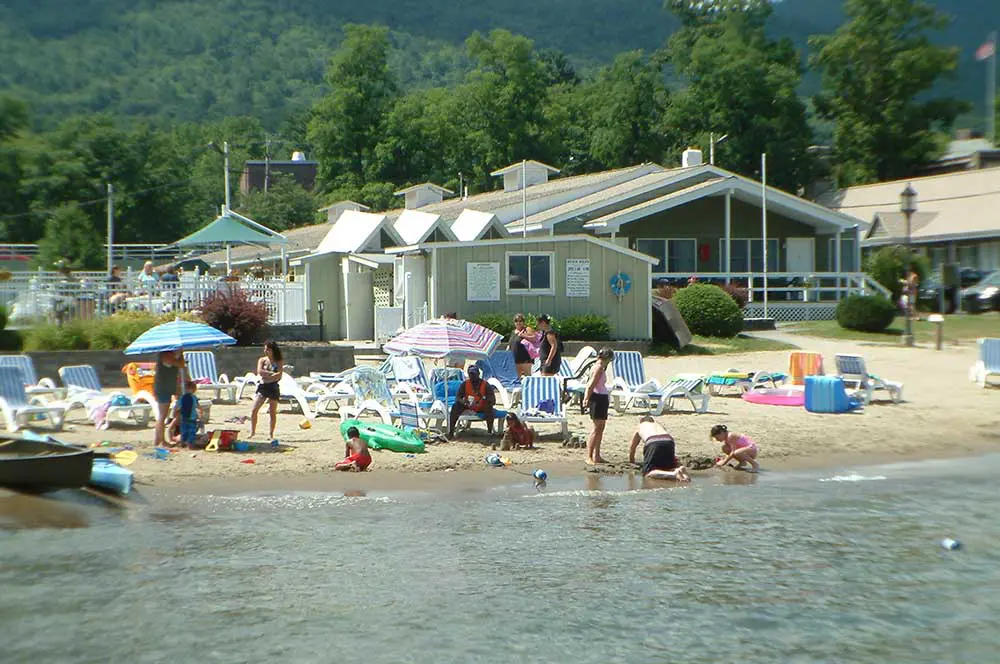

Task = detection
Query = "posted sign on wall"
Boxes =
[566,258,590,298]
[466,262,500,301]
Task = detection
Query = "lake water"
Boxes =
[3,455,999,664]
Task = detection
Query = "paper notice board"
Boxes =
[466,262,500,301]
[566,258,590,297]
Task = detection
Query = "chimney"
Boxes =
[682,148,703,168]
[490,160,560,193]
[393,183,453,210]
[323,200,370,223]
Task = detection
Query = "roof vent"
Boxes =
[321,200,371,223]
[291,151,306,161]
[682,148,703,168]
[490,160,560,193]
[393,183,453,209]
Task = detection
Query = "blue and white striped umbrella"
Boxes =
[124,320,236,355]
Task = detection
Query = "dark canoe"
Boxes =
[0,438,95,493]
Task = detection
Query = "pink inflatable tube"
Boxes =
[741,388,805,407]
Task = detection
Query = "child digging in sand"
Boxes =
[335,426,372,472]
[711,424,760,472]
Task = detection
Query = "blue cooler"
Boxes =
[804,376,861,413]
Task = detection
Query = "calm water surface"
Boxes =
[2,455,999,664]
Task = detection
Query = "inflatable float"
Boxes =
[89,458,134,495]
[339,420,426,454]
[741,387,805,407]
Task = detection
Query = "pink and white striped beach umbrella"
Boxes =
[382,318,501,360]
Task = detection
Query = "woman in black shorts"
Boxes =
[250,340,283,440]
[508,314,536,376]
[582,348,614,465]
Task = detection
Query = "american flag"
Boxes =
[976,39,996,62]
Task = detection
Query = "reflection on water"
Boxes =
[3,457,1000,664]
[0,492,90,531]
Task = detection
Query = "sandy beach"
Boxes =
[45,332,999,492]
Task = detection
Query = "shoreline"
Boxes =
[145,441,999,498]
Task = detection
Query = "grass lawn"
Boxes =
[783,312,1000,344]
[651,334,798,357]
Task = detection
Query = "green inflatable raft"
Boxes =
[339,420,426,454]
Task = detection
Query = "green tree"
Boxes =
[809,0,969,186]
[0,96,31,237]
[663,7,814,192]
[456,30,550,188]
[236,173,318,231]
[586,51,671,169]
[37,204,104,269]
[308,25,399,191]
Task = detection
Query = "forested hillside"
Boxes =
[2,0,997,128]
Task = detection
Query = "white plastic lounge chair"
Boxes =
[650,377,711,415]
[609,351,665,413]
[969,338,1000,388]
[0,366,68,432]
[183,351,240,403]
[0,355,62,399]
[340,367,444,428]
[517,375,568,440]
[59,365,152,428]
[834,354,903,404]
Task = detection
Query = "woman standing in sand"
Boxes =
[249,341,283,440]
[711,424,760,472]
[583,348,613,465]
[153,350,186,447]
[508,314,536,377]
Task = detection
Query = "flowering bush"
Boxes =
[199,288,270,345]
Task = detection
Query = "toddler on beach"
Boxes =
[336,426,372,472]
[711,424,759,472]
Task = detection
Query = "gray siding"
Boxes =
[431,240,651,339]
[304,253,343,340]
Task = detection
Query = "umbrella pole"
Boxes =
[226,243,231,275]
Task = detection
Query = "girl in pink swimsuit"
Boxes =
[710,424,760,472]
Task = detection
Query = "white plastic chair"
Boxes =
[517,375,568,441]
[0,366,68,432]
[969,338,1000,388]
[59,365,152,428]
[183,351,239,403]
[835,354,903,404]
[0,355,62,399]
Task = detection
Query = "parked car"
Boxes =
[960,270,1000,313]
[918,268,989,313]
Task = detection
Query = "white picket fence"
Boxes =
[2,272,306,325]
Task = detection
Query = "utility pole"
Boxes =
[264,136,271,193]
[223,140,231,211]
[521,159,527,238]
[106,183,114,276]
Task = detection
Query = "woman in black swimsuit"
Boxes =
[508,314,535,376]
[250,340,283,439]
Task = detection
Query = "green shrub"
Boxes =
[0,305,9,332]
[23,321,91,351]
[864,246,930,301]
[558,314,611,341]
[0,329,22,351]
[672,283,744,338]
[468,313,515,339]
[836,294,896,332]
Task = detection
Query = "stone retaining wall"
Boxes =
[19,345,355,388]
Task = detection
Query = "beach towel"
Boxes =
[520,331,542,360]
[788,352,824,386]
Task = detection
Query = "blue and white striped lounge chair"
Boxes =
[0,366,68,432]
[385,356,433,396]
[608,351,665,413]
[59,364,152,428]
[835,354,903,404]
[518,375,568,440]
[184,351,240,403]
[970,338,1000,388]
[0,355,61,399]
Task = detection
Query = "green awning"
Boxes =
[175,212,287,247]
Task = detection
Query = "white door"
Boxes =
[785,238,815,273]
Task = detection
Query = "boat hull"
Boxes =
[0,438,95,493]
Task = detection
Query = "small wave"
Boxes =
[200,493,396,511]
[818,474,887,483]
[524,487,675,499]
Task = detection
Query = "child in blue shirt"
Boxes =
[176,381,200,447]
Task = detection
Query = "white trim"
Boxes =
[393,183,454,196]
[382,233,659,265]
[585,169,861,233]
[347,254,379,270]
[429,247,438,318]
[490,160,560,176]
[505,251,555,296]
[863,229,1000,246]
[634,238,697,275]
[646,261,653,339]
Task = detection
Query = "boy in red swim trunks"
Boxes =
[335,426,372,472]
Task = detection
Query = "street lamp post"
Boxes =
[316,299,325,341]
[900,184,918,347]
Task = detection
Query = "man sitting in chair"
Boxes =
[447,366,496,439]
